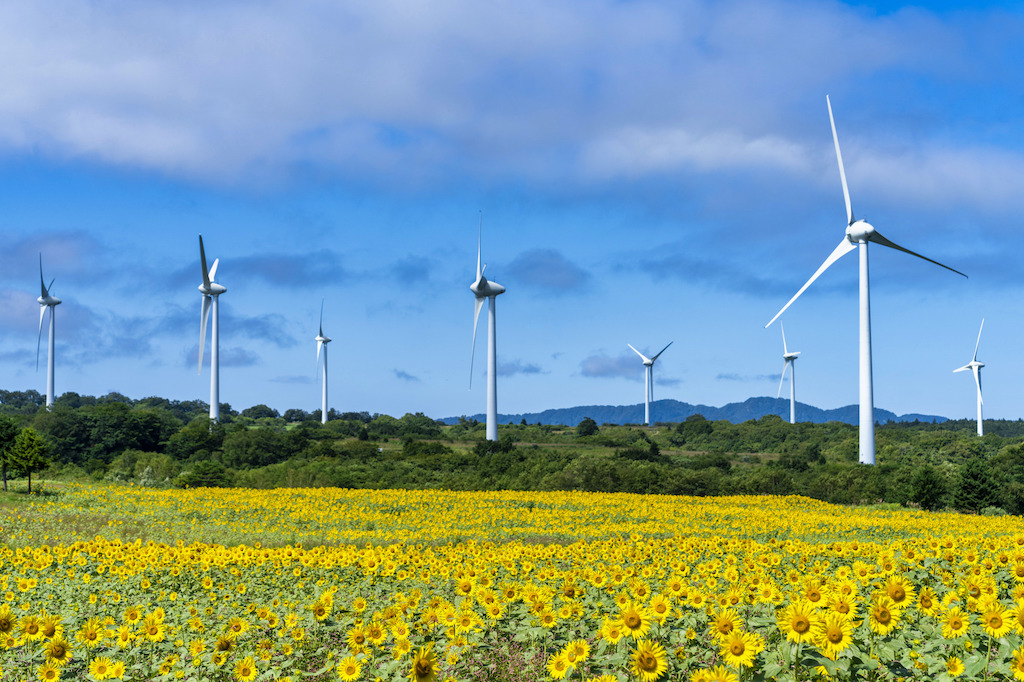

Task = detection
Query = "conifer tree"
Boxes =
[10,428,48,493]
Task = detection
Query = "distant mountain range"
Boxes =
[440,397,948,427]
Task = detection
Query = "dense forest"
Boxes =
[0,388,1021,515]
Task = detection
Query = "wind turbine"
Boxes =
[627,342,672,426]
[36,255,61,408]
[197,235,226,422]
[954,319,985,437]
[316,300,331,424]
[766,96,966,465]
[469,214,506,442]
[777,324,800,424]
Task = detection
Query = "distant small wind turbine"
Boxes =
[316,300,331,424]
[36,255,61,408]
[766,96,966,465]
[197,235,226,422]
[628,342,672,426]
[954,319,985,437]
[469,213,506,442]
[777,324,801,424]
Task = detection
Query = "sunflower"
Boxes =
[408,647,437,682]
[942,607,970,639]
[711,609,740,641]
[346,625,368,651]
[1013,647,1024,682]
[89,656,113,680]
[122,606,142,625]
[981,604,1012,638]
[547,651,572,680]
[563,639,590,664]
[600,618,624,644]
[619,602,651,638]
[778,602,818,644]
[233,656,257,682]
[0,606,15,635]
[337,655,362,681]
[36,662,60,681]
[139,616,164,643]
[946,656,965,678]
[916,586,938,616]
[630,638,668,682]
[21,616,44,642]
[719,630,763,669]
[868,596,899,636]
[815,612,853,660]
[881,575,916,609]
[44,636,73,666]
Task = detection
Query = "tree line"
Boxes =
[1,389,1022,515]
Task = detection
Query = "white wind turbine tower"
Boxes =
[777,324,801,424]
[469,215,506,442]
[197,235,227,422]
[36,255,61,408]
[954,319,985,437]
[316,301,331,424]
[627,342,672,426]
[766,96,966,465]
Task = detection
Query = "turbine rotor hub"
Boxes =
[846,220,875,244]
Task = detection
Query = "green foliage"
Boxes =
[10,427,49,492]
[0,415,18,491]
[910,464,947,511]
[175,461,232,488]
[576,417,599,438]
[954,456,1000,513]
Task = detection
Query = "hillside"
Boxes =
[441,396,948,427]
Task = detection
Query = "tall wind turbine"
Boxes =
[627,342,672,426]
[777,324,800,424]
[197,235,226,422]
[766,96,966,465]
[36,255,61,408]
[316,300,331,425]
[954,319,985,437]
[469,214,506,441]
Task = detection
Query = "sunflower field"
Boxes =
[2,483,1024,681]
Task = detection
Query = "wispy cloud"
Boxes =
[497,359,544,376]
[504,249,590,293]
[580,351,641,381]
[717,373,780,383]
[183,345,259,368]
[394,369,420,382]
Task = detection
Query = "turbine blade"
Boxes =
[209,258,219,282]
[777,361,789,399]
[198,295,211,374]
[651,341,673,362]
[766,238,856,328]
[316,338,323,375]
[469,296,484,388]
[476,212,482,280]
[867,230,967,278]
[319,299,325,337]
[627,344,651,363]
[39,255,47,297]
[36,306,46,371]
[973,365,983,406]
[973,318,984,361]
[781,323,788,355]
[953,364,970,373]
[199,235,212,289]
[827,95,854,225]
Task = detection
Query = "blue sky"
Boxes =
[1,0,1022,421]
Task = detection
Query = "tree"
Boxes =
[576,417,599,438]
[242,404,280,420]
[0,416,18,491]
[10,428,49,493]
[954,456,999,513]
[910,465,947,511]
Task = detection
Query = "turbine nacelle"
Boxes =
[37,294,61,307]
[471,274,505,298]
[198,282,227,296]
[783,351,801,361]
[845,220,875,243]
